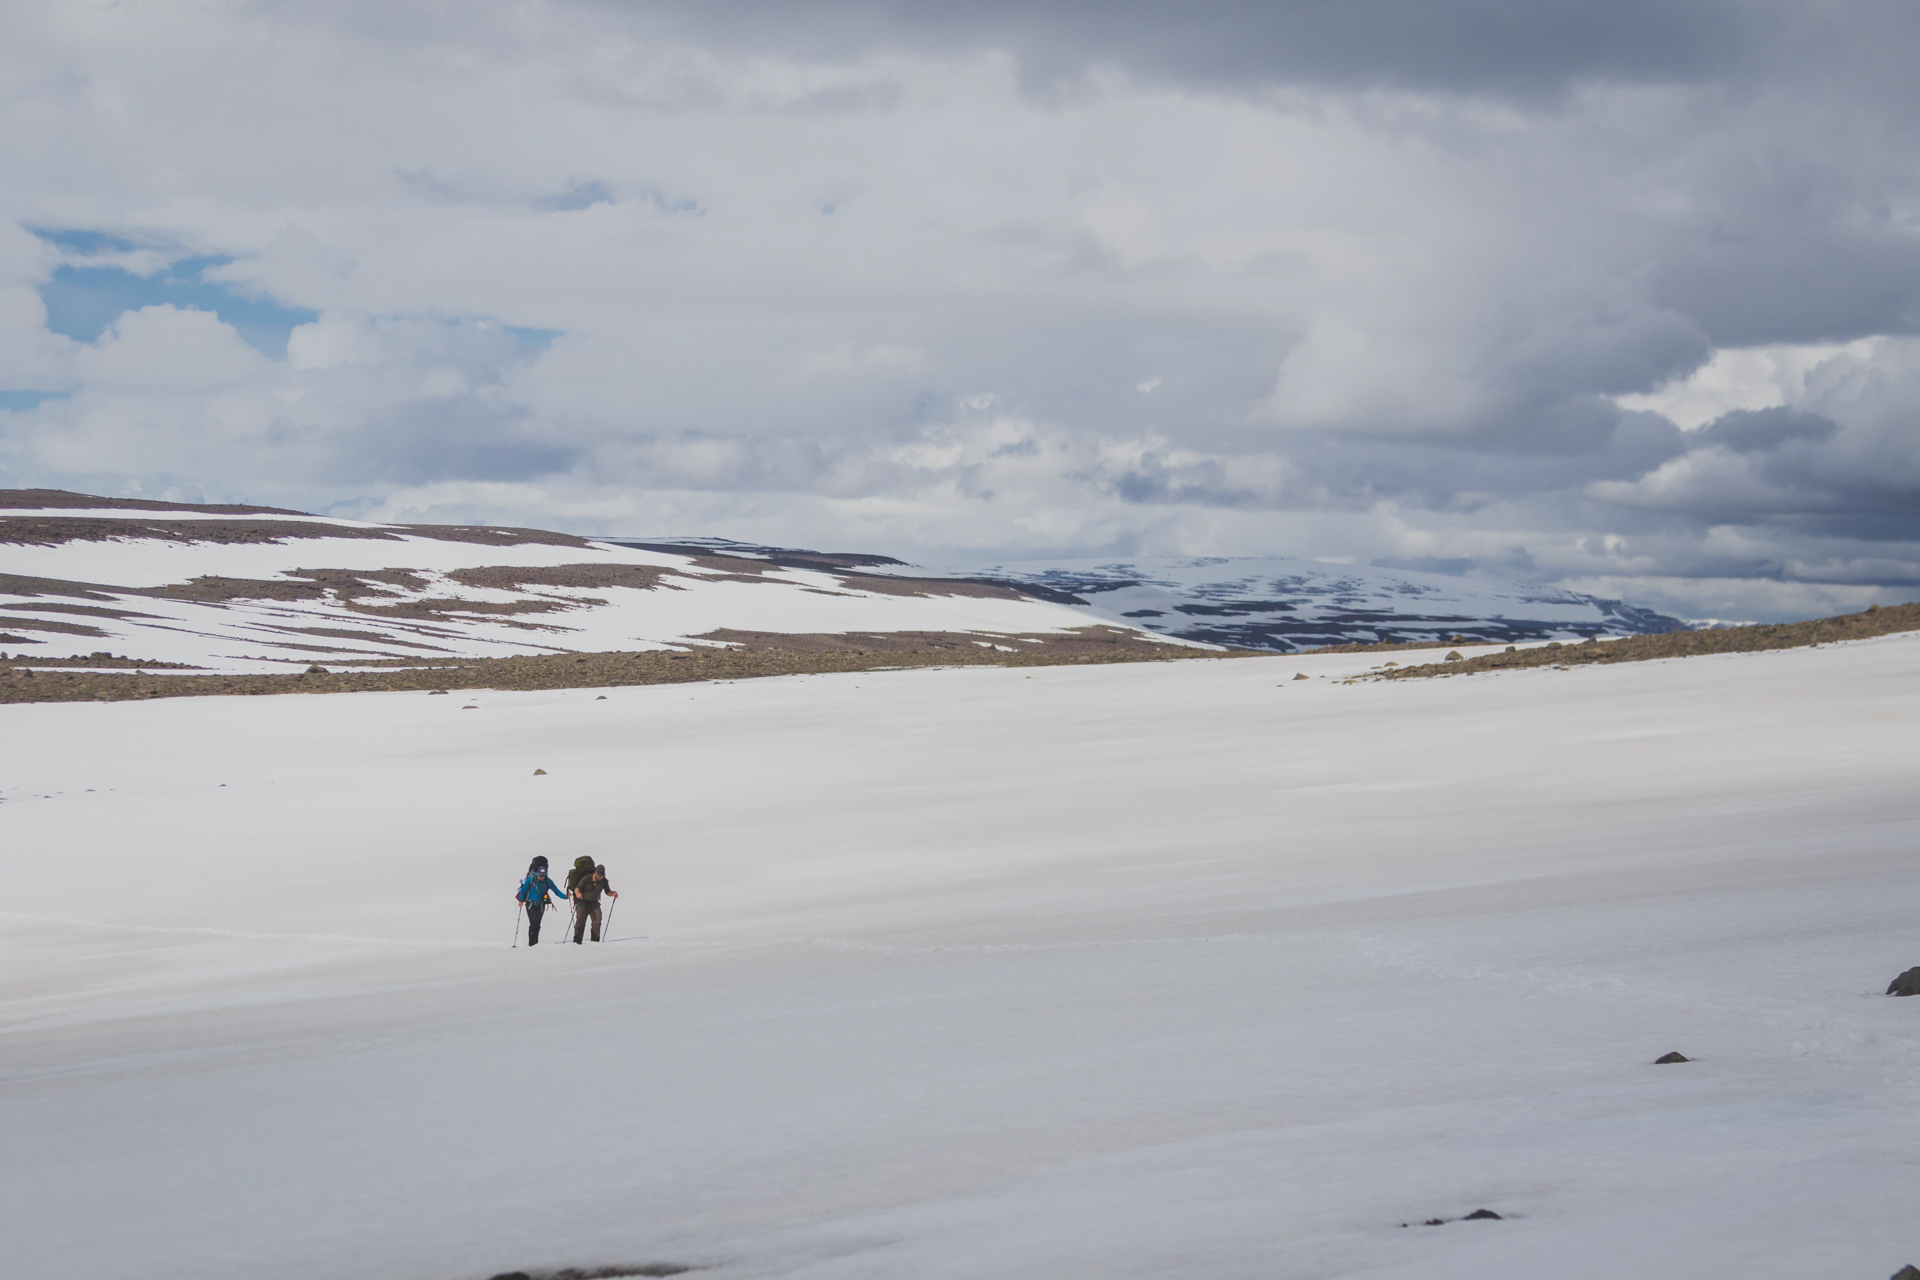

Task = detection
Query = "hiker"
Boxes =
[516,857,567,946]
[571,864,619,944]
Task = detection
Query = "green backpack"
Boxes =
[565,855,596,893]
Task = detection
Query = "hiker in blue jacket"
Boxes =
[516,856,569,946]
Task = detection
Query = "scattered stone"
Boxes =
[596,694,608,699]
[533,768,547,775]
[1444,650,1464,661]
[525,1268,695,1279]
[1505,645,1516,652]
[1886,967,1920,996]
[1400,1209,1504,1227]
[462,705,478,710]
[1545,641,1563,649]
[428,688,449,695]
[1383,661,1398,667]
[1654,1051,1690,1063]
[1293,672,1309,680]
[304,664,327,675]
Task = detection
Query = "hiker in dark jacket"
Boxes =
[517,865,567,945]
[571,864,619,943]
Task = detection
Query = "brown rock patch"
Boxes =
[398,524,598,549]
[447,564,676,593]
[1360,601,1920,682]
[0,625,1230,704]
[0,487,306,515]
[0,516,407,547]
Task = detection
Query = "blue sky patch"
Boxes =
[0,389,70,412]
[547,181,613,212]
[36,251,318,359]
[29,228,142,255]
[506,327,562,352]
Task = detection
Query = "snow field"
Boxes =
[3,635,1919,1278]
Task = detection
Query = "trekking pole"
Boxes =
[512,901,523,948]
[603,897,616,940]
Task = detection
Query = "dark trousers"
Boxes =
[527,901,548,945]
[573,901,602,943]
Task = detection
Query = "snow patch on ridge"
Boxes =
[0,503,1147,673]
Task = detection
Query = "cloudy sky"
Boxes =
[2,1,1917,620]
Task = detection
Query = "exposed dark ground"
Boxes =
[0,626,1231,704]
[1360,602,1920,681]
[5,603,1916,705]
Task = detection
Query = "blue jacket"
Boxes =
[517,872,566,905]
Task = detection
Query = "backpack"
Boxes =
[566,855,596,892]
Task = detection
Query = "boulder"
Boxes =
[304,664,327,675]
[1654,1052,1690,1064]
[1886,967,1920,996]
[533,768,547,776]
[1293,673,1309,680]
[1890,1267,1919,1280]
[1462,1209,1502,1220]
[1444,651,1464,661]
[428,689,449,695]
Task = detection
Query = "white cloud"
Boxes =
[798,343,931,376]
[70,306,267,391]
[1615,339,1880,430]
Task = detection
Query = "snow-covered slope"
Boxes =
[5,635,1920,1279]
[935,554,1686,650]
[0,494,1149,673]
[624,542,1686,651]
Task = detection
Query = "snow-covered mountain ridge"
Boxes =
[0,491,1145,674]
[1,490,1683,673]
[625,541,1687,652]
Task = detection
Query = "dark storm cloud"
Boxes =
[1695,408,1838,454]
[616,0,1764,96]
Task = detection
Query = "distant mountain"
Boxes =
[947,556,1687,651]
[0,493,1154,673]
[1,490,1686,672]
[624,544,1686,652]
